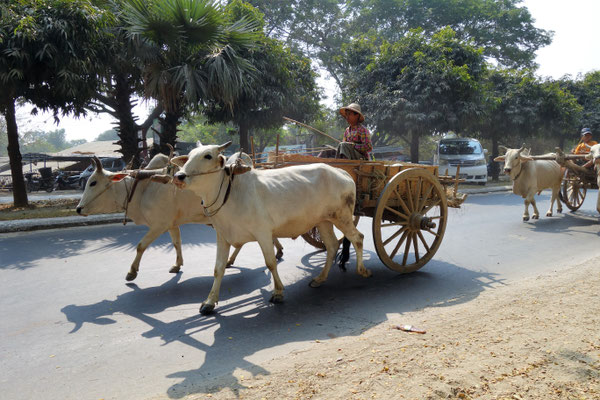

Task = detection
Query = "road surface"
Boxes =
[1,190,599,400]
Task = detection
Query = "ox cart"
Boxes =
[259,153,464,273]
[532,148,598,211]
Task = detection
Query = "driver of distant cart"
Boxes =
[573,127,597,168]
[338,103,373,160]
[574,127,597,154]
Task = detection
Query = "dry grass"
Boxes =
[0,198,79,221]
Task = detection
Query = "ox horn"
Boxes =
[218,141,233,152]
[498,145,509,154]
[166,143,175,160]
[92,156,103,172]
[517,144,526,154]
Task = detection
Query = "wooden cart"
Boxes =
[261,153,463,273]
[555,150,597,211]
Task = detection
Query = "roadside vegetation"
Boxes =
[0,197,79,221]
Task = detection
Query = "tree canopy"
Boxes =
[345,28,486,162]
[0,0,109,206]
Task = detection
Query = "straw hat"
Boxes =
[340,103,365,123]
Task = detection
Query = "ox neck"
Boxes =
[199,167,235,218]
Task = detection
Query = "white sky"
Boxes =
[16,0,600,142]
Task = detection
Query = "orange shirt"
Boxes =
[574,140,598,154]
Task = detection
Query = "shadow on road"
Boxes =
[61,249,503,399]
[0,223,217,271]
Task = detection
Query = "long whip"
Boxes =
[283,116,341,144]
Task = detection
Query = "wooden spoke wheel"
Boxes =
[372,168,448,273]
[301,216,360,250]
[560,170,586,211]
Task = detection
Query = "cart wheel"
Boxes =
[372,168,448,273]
[560,170,586,211]
[302,216,360,250]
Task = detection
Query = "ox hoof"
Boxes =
[532,215,539,220]
[169,266,181,273]
[125,271,137,281]
[309,279,323,288]
[199,303,215,315]
[269,294,284,304]
[522,216,530,222]
[546,212,553,217]
[276,249,284,260]
[358,268,372,278]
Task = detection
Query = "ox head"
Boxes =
[493,144,533,180]
[586,143,600,172]
[76,156,129,216]
[171,141,232,190]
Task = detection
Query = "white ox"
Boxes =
[171,141,370,315]
[586,143,600,213]
[76,154,282,281]
[494,145,563,221]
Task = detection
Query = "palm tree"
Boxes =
[120,0,258,153]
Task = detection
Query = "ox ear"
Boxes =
[111,173,128,182]
[493,156,506,162]
[219,154,226,168]
[585,152,593,160]
[170,155,189,168]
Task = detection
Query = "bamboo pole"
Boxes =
[283,116,341,144]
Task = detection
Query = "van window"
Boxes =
[439,140,482,155]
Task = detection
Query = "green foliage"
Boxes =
[95,129,119,141]
[178,114,238,145]
[560,71,600,137]
[205,2,321,151]
[19,128,88,153]
[344,28,486,161]
[248,0,552,94]
[121,0,259,113]
[0,0,110,117]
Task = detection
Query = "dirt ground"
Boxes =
[186,257,600,400]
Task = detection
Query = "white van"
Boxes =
[433,136,488,185]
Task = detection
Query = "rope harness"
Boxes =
[200,166,236,218]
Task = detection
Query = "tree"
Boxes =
[0,0,108,206]
[345,28,486,162]
[120,0,259,154]
[349,0,552,69]
[248,0,552,94]
[204,38,321,151]
[536,78,582,150]
[560,71,600,137]
[95,129,120,141]
[476,69,543,180]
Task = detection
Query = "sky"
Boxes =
[15,0,600,142]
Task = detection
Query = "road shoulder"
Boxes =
[192,256,600,400]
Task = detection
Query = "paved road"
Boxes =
[1,190,599,400]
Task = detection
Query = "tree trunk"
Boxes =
[239,120,249,153]
[158,110,181,155]
[410,130,420,163]
[3,99,28,207]
[113,74,141,168]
